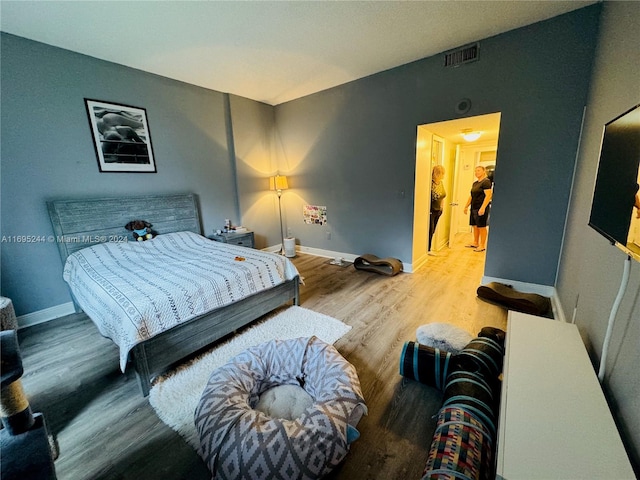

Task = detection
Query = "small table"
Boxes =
[496,311,634,479]
[208,231,255,249]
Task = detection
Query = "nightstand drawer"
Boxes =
[226,232,254,248]
[209,231,255,248]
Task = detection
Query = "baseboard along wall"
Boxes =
[17,301,76,329]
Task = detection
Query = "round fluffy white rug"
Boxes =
[148,306,352,449]
[416,322,473,353]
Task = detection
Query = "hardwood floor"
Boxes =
[17,234,507,480]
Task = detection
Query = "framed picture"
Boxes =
[85,99,157,172]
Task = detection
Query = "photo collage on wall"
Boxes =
[303,205,327,225]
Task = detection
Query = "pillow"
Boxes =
[254,384,313,420]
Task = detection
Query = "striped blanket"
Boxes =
[63,231,299,370]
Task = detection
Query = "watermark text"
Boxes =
[1,235,128,244]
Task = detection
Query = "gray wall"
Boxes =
[557,1,640,470]
[0,33,274,315]
[274,5,600,286]
[228,94,281,250]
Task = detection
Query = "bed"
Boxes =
[47,194,300,396]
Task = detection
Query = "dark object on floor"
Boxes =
[453,335,505,379]
[399,327,506,480]
[1,414,57,480]
[477,282,552,317]
[353,254,403,276]
[1,330,57,480]
[399,342,452,390]
[478,326,506,344]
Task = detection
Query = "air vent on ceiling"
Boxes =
[444,43,479,67]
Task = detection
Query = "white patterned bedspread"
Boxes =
[63,231,300,371]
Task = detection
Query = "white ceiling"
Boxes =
[0,1,596,106]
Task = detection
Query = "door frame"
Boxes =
[413,114,502,271]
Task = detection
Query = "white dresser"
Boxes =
[496,312,635,479]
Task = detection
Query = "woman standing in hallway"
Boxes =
[463,165,492,252]
[429,165,446,254]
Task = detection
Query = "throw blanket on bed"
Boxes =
[63,231,300,371]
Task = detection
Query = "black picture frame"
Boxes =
[85,99,157,173]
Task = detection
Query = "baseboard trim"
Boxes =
[550,293,566,323]
[295,245,357,263]
[480,276,565,322]
[18,302,76,329]
[410,253,429,273]
[264,244,412,272]
[293,245,412,272]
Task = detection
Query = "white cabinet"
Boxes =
[496,312,634,479]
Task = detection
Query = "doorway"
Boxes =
[412,113,502,270]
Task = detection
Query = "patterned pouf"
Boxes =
[195,336,367,480]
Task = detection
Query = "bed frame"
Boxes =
[47,193,299,396]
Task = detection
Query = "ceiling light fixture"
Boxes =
[461,129,482,142]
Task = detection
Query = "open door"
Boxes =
[430,135,450,252]
[448,144,462,248]
[414,113,502,267]
[412,126,433,270]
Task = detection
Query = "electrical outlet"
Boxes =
[287,227,292,237]
[326,231,331,240]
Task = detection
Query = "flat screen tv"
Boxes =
[589,103,640,262]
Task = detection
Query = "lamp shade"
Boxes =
[269,175,289,191]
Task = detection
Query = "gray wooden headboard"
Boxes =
[47,193,202,264]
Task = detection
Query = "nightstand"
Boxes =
[208,231,255,248]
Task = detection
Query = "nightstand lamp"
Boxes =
[269,175,289,254]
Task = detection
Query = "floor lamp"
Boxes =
[269,175,289,254]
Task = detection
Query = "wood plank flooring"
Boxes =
[17,234,507,480]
